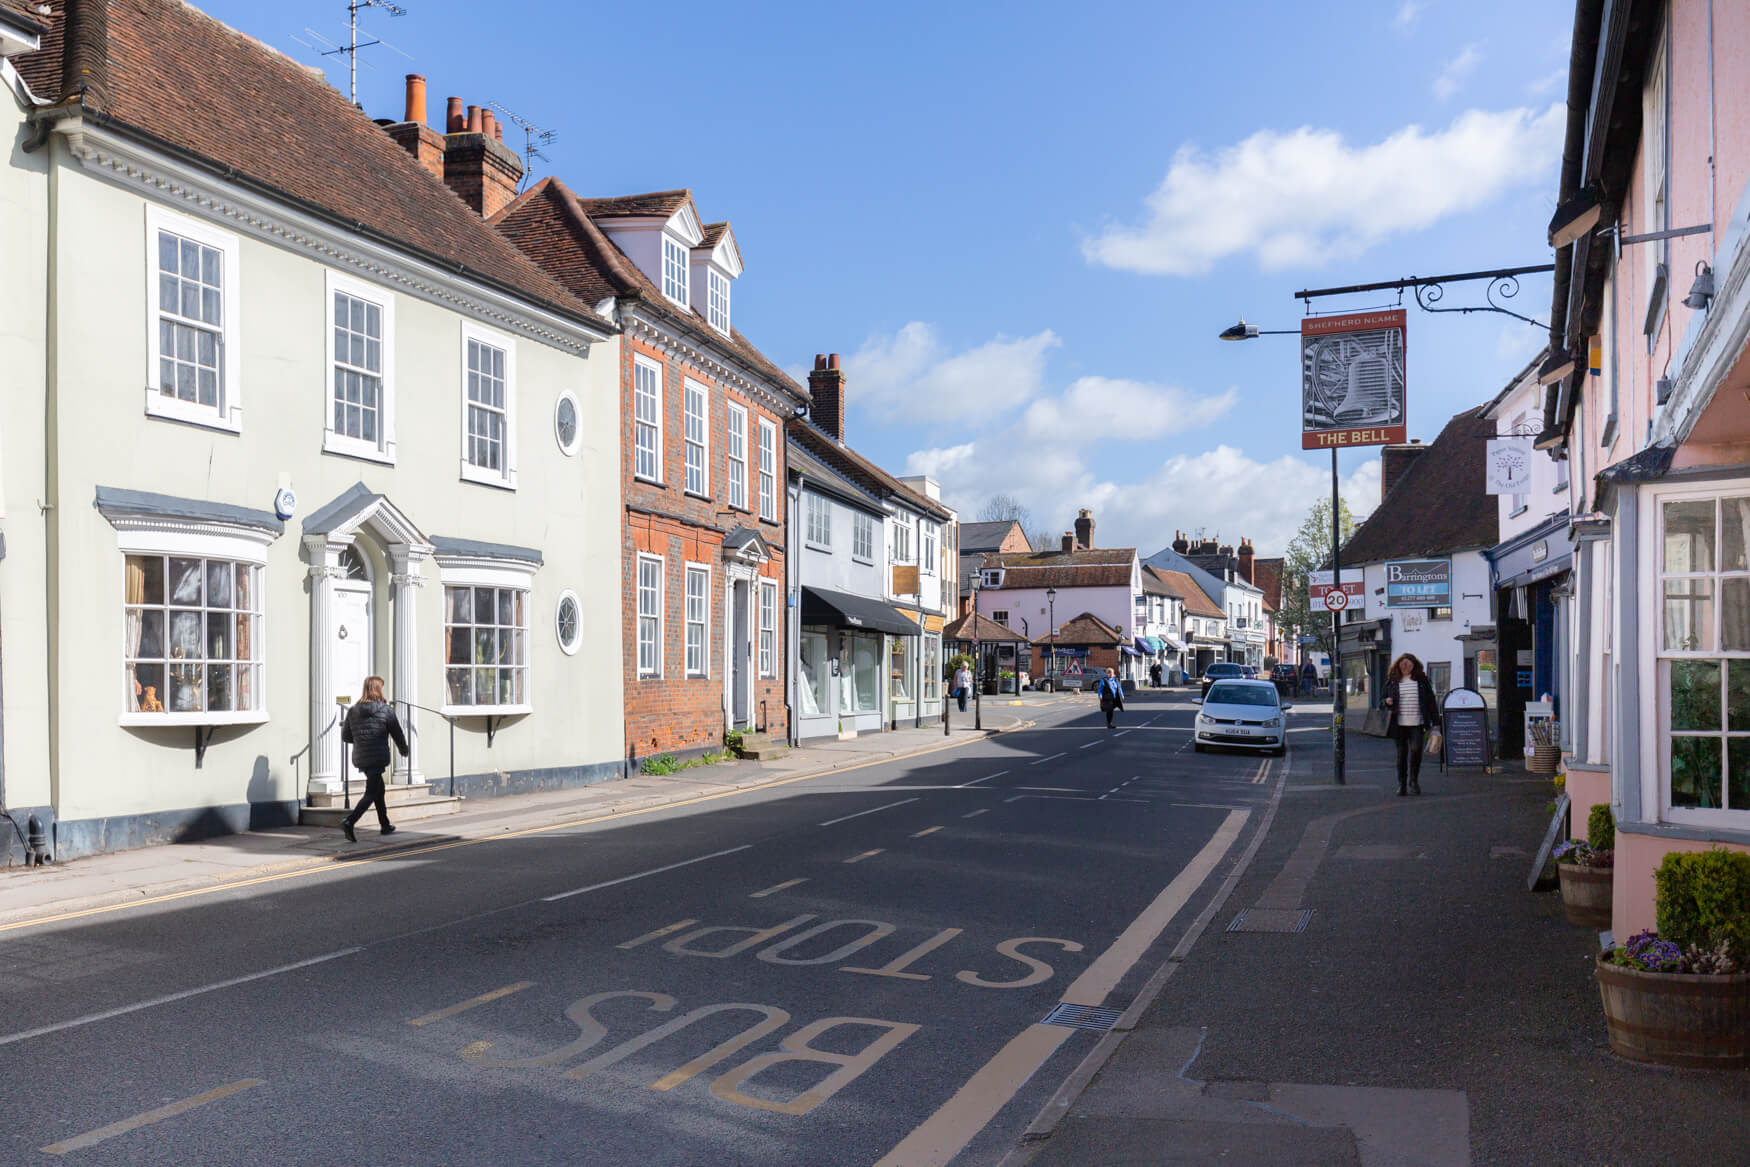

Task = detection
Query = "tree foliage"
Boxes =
[977,493,1032,524]
[1278,497,1359,658]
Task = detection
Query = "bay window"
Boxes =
[124,554,263,722]
[443,584,529,711]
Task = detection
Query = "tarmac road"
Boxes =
[0,692,1283,1166]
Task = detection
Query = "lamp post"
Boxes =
[1219,319,1346,785]
[1046,587,1057,692]
[971,568,983,731]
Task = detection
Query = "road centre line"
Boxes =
[41,1079,265,1156]
[876,806,1252,1167]
[408,981,534,1027]
[844,849,885,864]
[750,879,809,899]
[0,722,1002,936]
[911,826,943,838]
[1113,730,1131,738]
[957,770,1007,788]
[819,798,919,827]
[0,948,361,1048]
[961,809,989,819]
[1029,752,1066,766]
[542,845,751,902]
[1077,742,1102,750]
[1017,786,1080,792]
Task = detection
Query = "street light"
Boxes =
[970,568,983,731]
[1218,319,1346,786]
[1046,587,1057,692]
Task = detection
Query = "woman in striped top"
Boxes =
[1381,653,1441,796]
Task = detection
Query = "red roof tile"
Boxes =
[1030,611,1123,647]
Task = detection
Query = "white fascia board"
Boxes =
[54,117,613,355]
[667,201,703,246]
[0,16,41,60]
[705,227,743,278]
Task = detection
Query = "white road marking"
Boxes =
[0,949,361,1048]
[1029,753,1066,766]
[750,879,809,899]
[1078,741,1102,750]
[957,771,1007,788]
[1113,731,1131,738]
[818,798,920,827]
[542,845,751,902]
[961,809,990,819]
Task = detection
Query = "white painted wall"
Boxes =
[1491,372,1569,542]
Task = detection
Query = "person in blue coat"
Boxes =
[1097,667,1125,729]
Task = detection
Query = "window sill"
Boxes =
[120,710,269,728]
[634,475,667,489]
[1600,414,1617,450]
[636,672,664,682]
[806,541,832,553]
[852,556,874,565]
[324,433,396,466]
[460,463,518,491]
[684,490,713,502]
[685,670,710,680]
[1508,505,1528,518]
[144,395,242,435]
[442,703,533,718]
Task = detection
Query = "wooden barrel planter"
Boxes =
[1596,954,1750,1068]
[1557,863,1612,928]
[1527,745,1562,774]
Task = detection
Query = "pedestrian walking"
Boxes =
[953,660,973,714]
[340,675,410,841]
[1301,660,1317,696]
[1097,667,1124,730]
[1150,662,1163,688]
[1381,652,1441,796]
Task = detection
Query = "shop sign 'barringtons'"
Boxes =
[1300,310,1407,450]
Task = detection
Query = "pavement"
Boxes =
[1004,718,1750,1166]
[0,693,1085,930]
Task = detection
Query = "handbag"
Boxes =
[1424,728,1444,755]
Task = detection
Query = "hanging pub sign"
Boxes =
[1301,309,1408,449]
[1485,437,1533,494]
[1384,558,1451,608]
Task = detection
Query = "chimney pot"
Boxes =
[814,354,827,370]
[404,74,427,125]
[828,353,841,370]
[445,97,464,133]
[466,104,483,133]
[807,351,848,441]
[494,121,504,141]
[481,109,496,138]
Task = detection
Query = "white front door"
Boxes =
[331,585,374,709]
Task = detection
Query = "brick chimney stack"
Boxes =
[443,96,523,217]
[1074,508,1095,550]
[1061,532,1075,554]
[384,74,446,180]
[1380,440,1428,502]
[1172,530,1189,554]
[808,354,846,441]
[1237,538,1255,584]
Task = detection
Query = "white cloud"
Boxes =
[1081,104,1564,276]
[1432,43,1483,101]
[1019,377,1239,443]
[1394,1,1426,30]
[845,323,1060,423]
[1495,321,1545,364]
[1525,67,1567,98]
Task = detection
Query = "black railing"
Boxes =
[395,699,458,800]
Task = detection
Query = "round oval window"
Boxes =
[555,392,580,455]
[556,591,582,655]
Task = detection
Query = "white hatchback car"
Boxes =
[1193,679,1291,756]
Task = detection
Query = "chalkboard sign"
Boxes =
[1441,688,1491,771]
[1528,792,1571,891]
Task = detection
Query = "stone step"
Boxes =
[306,781,436,809]
[299,796,462,827]
[734,733,786,760]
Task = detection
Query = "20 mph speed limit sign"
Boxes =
[1322,589,1349,612]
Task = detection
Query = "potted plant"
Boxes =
[1595,847,1750,1067]
[998,668,1017,693]
[1554,804,1615,928]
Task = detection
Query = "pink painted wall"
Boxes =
[1613,833,1750,938]
[1565,765,1611,843]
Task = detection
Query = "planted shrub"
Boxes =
[1654,848,1750,956]
[1587,803,1615,852]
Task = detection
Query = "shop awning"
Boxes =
[800,586,920,637]
[1159,634,1186,652]
[1134,636,1166,654]
[1120,645,1142,656]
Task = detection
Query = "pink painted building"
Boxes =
[1542,0,1750,936]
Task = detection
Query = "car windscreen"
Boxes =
[1206,664,1243,677]
[1205,683,1278,707]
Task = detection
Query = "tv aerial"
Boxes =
[292,0,411,106]
[489,102,560,189]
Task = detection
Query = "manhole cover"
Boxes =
[1041,1003,1124,1031]
[1227,908,1314,934]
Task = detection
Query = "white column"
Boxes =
[306,537,342,794]
[389,547,427,786]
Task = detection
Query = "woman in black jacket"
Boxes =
[1381,653,1440,796]
[340,675,409,841]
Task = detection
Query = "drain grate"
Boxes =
[1041,1003,1124,1032]
[1226,908,1314,934]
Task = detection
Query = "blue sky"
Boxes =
[205,0,1574,555]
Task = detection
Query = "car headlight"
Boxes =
[1195,714,1211,726]
[1264,717,1282,728]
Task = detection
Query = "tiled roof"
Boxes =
[787,420,953,520]
[494,177,804,400]
[1145,566,1224,619]
[943,612,1026,642]
[1031,611,1123,647]
[1339,406,1499,565]
[959,520,1026,553]
[788,438,881,510]
[574,190,694,219]
[0,0,47,35]
[1142,547,1229,609]
[700,222,730,247]
[18,0,604,328]
[984,548,1134,590]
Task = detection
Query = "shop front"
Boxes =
[1486,514,1572,759]
[796,586,918,741]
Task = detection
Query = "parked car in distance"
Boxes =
[1270,664,1298,693]
[1200,661,1247,697]
[1240,665,1258,678]
[1193,679,1291,756]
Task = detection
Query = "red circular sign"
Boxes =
[1323,589,1349,612]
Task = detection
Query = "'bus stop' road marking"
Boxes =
[750,879,809,899]
[408,981,534,1027]
[42,1080,264,1155]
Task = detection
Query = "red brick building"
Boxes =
[495,179,807,762]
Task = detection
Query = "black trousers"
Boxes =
[1394,726,1426,788]
[343,768,391,831]
[956,690,968,713]
[1103,703,1119,728]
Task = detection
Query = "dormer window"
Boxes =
[708,269,731,334]
[662,236,689,305]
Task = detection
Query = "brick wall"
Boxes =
[620,333,790,758]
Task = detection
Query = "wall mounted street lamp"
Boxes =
[1683,261,1715,311]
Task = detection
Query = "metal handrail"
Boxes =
[394,698,458,800]
[297,711,348,809]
